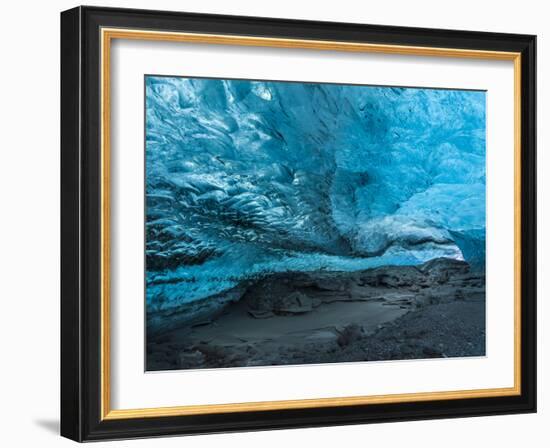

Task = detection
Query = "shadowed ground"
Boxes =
[147,258,485,371]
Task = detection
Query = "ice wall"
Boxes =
[145,76,485,309]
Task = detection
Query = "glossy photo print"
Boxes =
[145,76,486,372]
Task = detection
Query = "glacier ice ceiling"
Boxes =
[145,76,486,312]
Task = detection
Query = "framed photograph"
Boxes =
[60,6,536,441]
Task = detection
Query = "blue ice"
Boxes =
[145,76,485,309]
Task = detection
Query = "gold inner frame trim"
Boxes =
[100,27,522,421]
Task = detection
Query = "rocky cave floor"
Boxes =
[146,258,486,371]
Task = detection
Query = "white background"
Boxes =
[111,39,515,409]
[0,0,547,447]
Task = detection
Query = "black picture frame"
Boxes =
[61,5,536,442]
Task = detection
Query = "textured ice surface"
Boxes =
[145,76,485,310]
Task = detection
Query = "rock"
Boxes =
[337,324,363,347]
[244,276,321,316]
[413,295,429,308]
[248,309,275,319]
[276,292,315,315]
[358,265,425,288]
[422,346,443,357]
[314,278,348,292]
[420,257,470,283]
[178,350,205,368]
